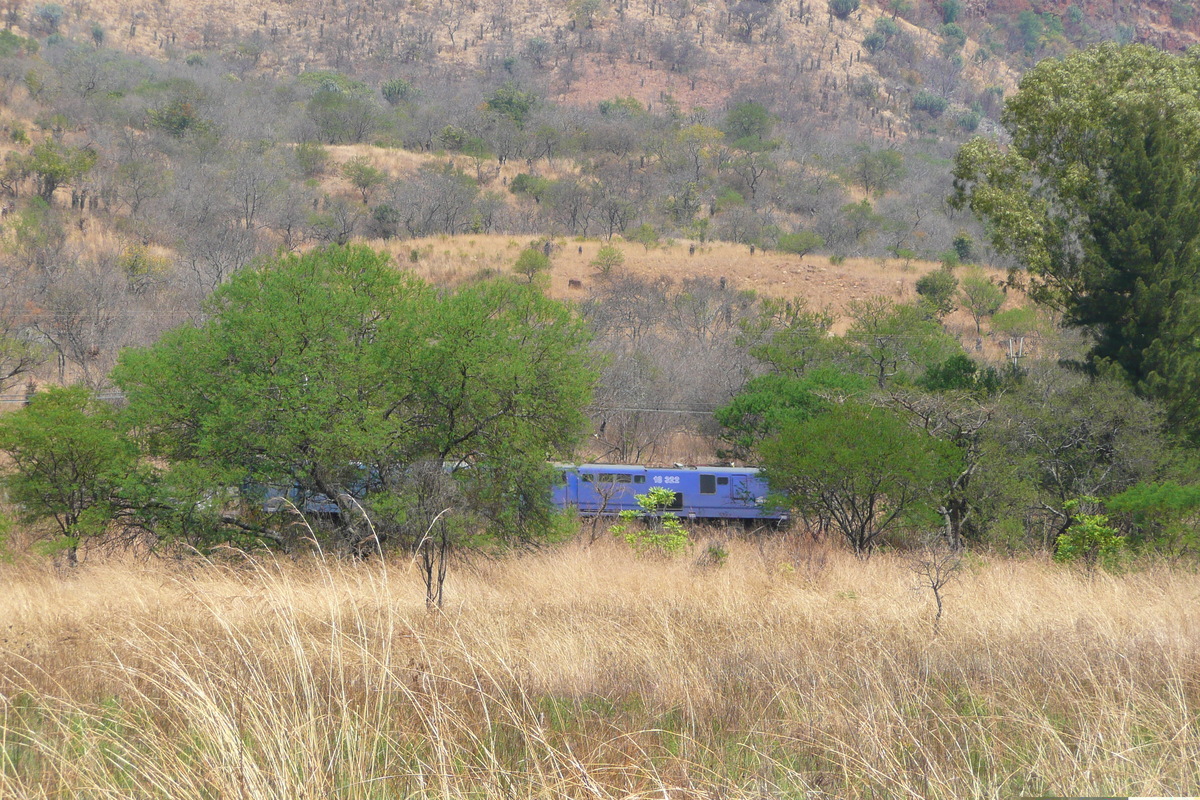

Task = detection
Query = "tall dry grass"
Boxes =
[0,538,1197,798]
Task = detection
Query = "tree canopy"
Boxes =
[952,43,1200,440]
[112,245,595,545]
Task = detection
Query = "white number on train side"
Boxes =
[652,475,681,485]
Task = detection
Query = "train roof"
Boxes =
[554,463,763,474]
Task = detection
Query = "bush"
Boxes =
[381,78,416,105]
[777,231,824,256]
[590,244,625,275]
[610,488,691,557]
[915,266,958,317]
[828,0,860,20]
[912,91,949,118]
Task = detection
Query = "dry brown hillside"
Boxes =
[23,0,1196,140]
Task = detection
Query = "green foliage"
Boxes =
[863,32,888,55]
[737,297,835,378]
[918,354,1001,395]
[627,223,659,250]
[828,0,860,20]
[380,78,416,105]
[509,172,550,200]
[610,487,690,556]
[762,402,962,556]
[939,23,967,52]
[341,156,386,203]
[0,29,37,57]
[301,75,378,145]
[112,245,595,545]
[294,141,329,177]
[912,91,948,118]
[777,231,824,256]
[1107,481,1200,558]
[846,297,960,388]
[20,139,97,202]
[715,368,870,460]
[1055,498,1123,570]
[952,44,1200,442]
[724,102,777,151]
[590,244,624,275]
[486,83,537,127]
[0,386,140,564]
[939,0,961,23]
[851,148,905,197]
[598,96,645,117]
[32,4,64,34]
[147,96,208,138]
[958,269,1005,334]
[513,247,551,282]
[915,267,959,318]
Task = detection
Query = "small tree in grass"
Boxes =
[590,244,624,275]
[342,156,386,203]
[916,266,959,318]
[959,269,1005,334]
[513,247,551,282]
[1055,497,1124,571]
[610,487,690,556]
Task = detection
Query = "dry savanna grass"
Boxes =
[0,539,1197,798]
[369,232,1016,331]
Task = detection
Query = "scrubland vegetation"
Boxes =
[1,542,1198,799]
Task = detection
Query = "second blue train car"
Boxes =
[552,463,787,523]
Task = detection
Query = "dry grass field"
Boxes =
[1,539,1197,798]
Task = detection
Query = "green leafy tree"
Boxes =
[22,140,97,203]
[761,402,962,557]
[723,102,777,151]
[736,297,835,378]
[486,83,537,128]
[777,231,824,256]
[915,267,959,319]
[715,368,870,460]
[851,148,906,198]
[1107,481,1200,558]
[958,269,1005,334]
[513,246,551,282]
[0,386,141,565]
[590,244,624,275]
[845,297,959,388]
[113,245,595,547]
[952,44,1200,441]
[341,156,386,203]
[380,78,416,105]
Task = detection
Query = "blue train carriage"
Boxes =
[552,463,788,522]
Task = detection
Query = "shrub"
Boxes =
[777,231,824,256]
[915,266,959,318]
[828,0,860,20]
[610,488,690,556]
[381,78,416,105]
[912,91,948,118]
[590,244,624,275]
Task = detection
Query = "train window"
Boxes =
[616,474,632,483]
[581,473,594,483]
[699,474,716,494]
[667,491,683,510]
[717,476,729,486]
[598,474,616,483]
[634,475,645,484]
